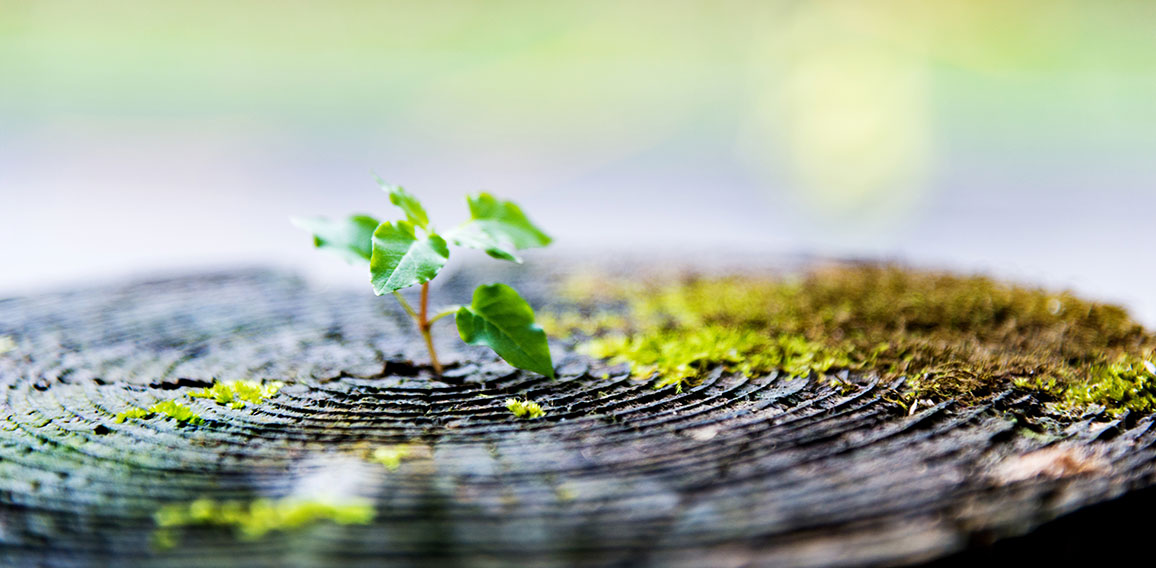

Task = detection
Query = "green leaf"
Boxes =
[370,221,449,294]
[447,193,551,261]
[456,283,554,378]
[447,223,521,263]
[291,215,379,264]
[377,179,430,229]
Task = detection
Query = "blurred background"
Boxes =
[2,0,1154,323]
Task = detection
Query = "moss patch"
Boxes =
[548,264,1156,412]
[369,445,412,471]
[506,398,546,419]
[1049,356,1156,414]
[114,380,283,427]
[189,379,284,409]
[115,400,204,425]
[153,497,374,547]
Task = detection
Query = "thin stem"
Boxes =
[419,282,443,375]
[420,281,429,325]
[428,306,460,325]
[392,291,418,321]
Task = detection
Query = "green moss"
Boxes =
[584,327,854,390]
[114,407,150,423]
[115,400,204,425]
[188,379,284,409]
[505,398,546,419]
[153,497,374,546]
[539,311,629,341]
[113,380,281,427]
[369,445,412,471]
[1058,355,1156,414]
[552,264,1156,412]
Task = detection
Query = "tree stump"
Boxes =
[1,266,1153,567]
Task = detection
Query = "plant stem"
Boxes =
[419,282,443,375]
[427,307,459,324]
[392,291,417,319]
[392,286,443,376]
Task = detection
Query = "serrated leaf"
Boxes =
[370,221,449,294]
[448,193,550,261]
[377,179,430,229]
[456,283,554,378]
[291,215,379,264]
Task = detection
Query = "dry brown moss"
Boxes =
[545,264,1156,412]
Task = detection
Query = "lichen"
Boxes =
[506,398,546,419]
[550,264,1156,412]
[153,497,374,547]
[115,400,204,425]
[188,379,284,409]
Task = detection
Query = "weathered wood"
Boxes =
[0,268,1152,567]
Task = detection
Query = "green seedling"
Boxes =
[294,179,555,378]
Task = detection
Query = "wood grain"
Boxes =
[0,268,1153,567]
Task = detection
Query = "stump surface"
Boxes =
[1,268,1153,567]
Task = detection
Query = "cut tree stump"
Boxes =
[1,267,1153,567]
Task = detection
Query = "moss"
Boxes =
[153,497,374,547]
[551,264,1156,412]
[539,311,629,341]
[584,327,853,390]
[114,407,150,423]
[115,400,204,425]
[505,398,546,419]
[113,380,281,427]
[369,445,412,471]
[1057,354,1156,414]
[188,379,283,409]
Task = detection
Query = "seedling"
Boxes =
[294,179,555,378]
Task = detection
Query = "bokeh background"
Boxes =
[2,1,1154,323]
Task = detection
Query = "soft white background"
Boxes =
[2,1,1154,324]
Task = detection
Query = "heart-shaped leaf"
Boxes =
[370,221,449,294]
[456,283,554,378]
[377,179,430,229]
[292,215,379,264]
[447,193,550,261]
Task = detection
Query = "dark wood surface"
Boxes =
[1,268,1153,567]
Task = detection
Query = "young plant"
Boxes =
[293,179,555,379]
